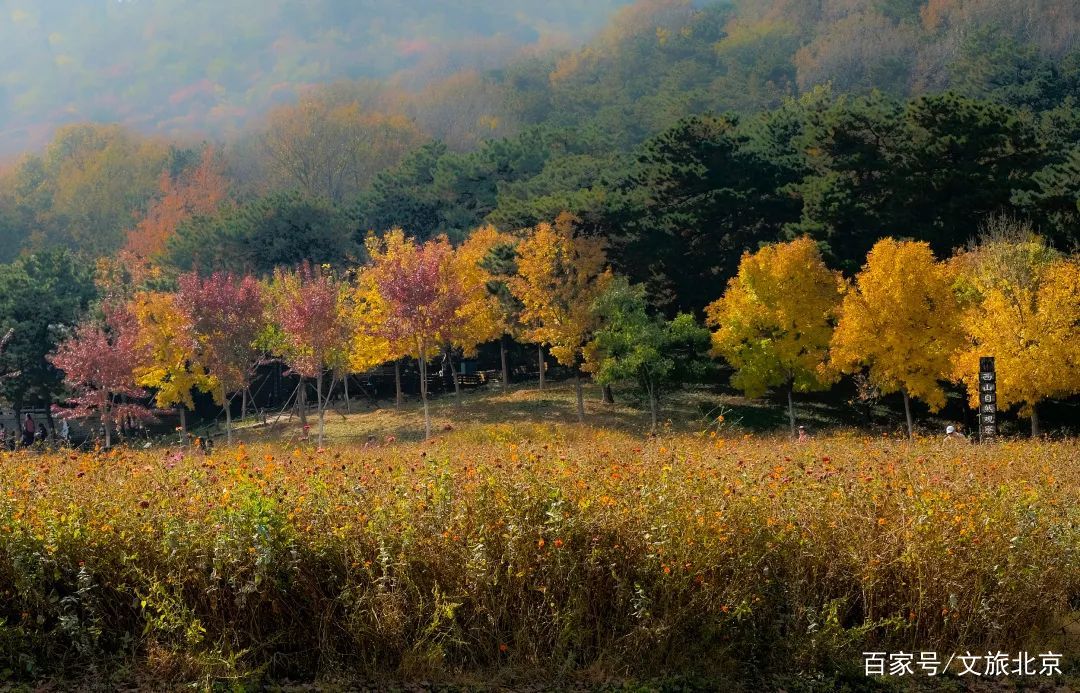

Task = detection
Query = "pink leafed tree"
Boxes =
[273,262,347,446]
[176,271,265,443]
[366,230,465,439]
[48,306,153,448]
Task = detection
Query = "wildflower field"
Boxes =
[0,425,1077,688]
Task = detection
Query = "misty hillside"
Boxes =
[3,0,1079,157]
[0,0,633,155]
[1,0,1078,273]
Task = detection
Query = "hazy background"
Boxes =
[0,0,635,155]
[0,0,1077,263]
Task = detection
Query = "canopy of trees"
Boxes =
[0,0,1078,439]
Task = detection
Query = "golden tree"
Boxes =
[345,268,401,407]
[440,226,510,400]
[952,231,1080,436]
[510,213,612,422]
[705,237,845,436]
[130,291,215,437]
[831,238,964,438]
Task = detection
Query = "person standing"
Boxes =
[21,414,35,447]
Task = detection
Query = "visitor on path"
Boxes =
[944,425,967,442]
[59,419,70,445]
[21,414,35,447]
[797,425,810,442]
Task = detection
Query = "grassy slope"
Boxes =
[229,379,1077,448]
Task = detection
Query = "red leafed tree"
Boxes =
[120,146,229,280]
[272,263,348,446]
[366,230,465,439]
[176,271,265,443]
[48,306,152,448]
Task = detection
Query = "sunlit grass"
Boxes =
[0,421,1076,686]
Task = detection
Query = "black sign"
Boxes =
[979,357,997,442]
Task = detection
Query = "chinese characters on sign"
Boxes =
[979,356,997,442]
[864,651,1062,678]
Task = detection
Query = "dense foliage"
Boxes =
[0,431,1074,683]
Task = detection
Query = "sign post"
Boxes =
[979,356,997,443]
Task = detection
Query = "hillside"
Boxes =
[0,0,633,155]
[3,1,1079,158]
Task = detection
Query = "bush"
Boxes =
[0,432,1076,686]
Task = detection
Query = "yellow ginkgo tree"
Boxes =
[130,290,215,438]
[346,267,400,400]
[510,213,612,422]
[951,231,1080,436]
[705,237,845,437]
[830,238,964,438]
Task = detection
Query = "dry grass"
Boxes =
[0,411,1077,687]
[240,381,784,446]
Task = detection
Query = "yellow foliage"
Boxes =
[447,225,513,356]
[130,291,215,410]
[510,213,613,368]
[347,269,398,374]
[706,237,845,397]
[831,239,963,411]
[952,242,1080,417]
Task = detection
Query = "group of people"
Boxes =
[0,413,69,450]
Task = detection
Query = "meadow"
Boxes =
[0,388,1077,689]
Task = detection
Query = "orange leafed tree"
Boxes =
[121,146,229,280]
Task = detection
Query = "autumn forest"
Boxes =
[0,2,1078,687]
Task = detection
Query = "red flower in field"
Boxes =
[553,538,564,548]
[499,643,508,653]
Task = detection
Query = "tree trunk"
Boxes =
[1030,403,1040,438]
[500,335,510,390]
[449,349,461,405]
[419,350,431,439]
[902,389,914,439]
[603,384,614,404]
[180,406,187,440]
[316,371,325,447]
[225,393,232,445]
[648,382,658,433]
[538,344,545,391]
[103,412,111,449]
[787,385,796,438]
[394,361,403,408]
[574,370,585,423]
[298,380,308,427]
[344,374,351,413]
[44,396,54,432]
[241,387,248,420]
